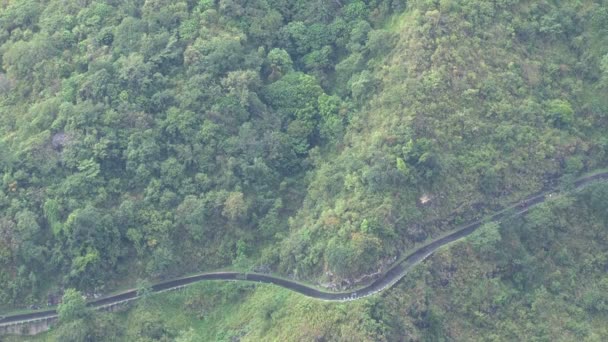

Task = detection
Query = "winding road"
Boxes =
[1,170,607,329]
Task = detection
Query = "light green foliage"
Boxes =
[57,289,88,323]
[136,279,153,300]
[126,308,175,342]
[43,200,63,236]
[326,232,382,278]
[175,328,201,342]
[546,99,574,128]
[12,188,608,342]
[265,48,293,80]
[469,222,501,252]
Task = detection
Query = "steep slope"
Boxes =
[9,178,608,341]
[274,0,608,284]
[0,0,402,307]
[1,0,608,340]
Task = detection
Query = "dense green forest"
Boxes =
[0,0,407,302]
[1,0,608,340]
[10,184,608,341]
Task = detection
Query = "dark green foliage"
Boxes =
[263,72,323,116]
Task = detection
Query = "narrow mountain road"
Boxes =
[1,171,607,329]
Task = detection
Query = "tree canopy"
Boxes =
[1,0,608,340]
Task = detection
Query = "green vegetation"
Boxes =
[0,0,402,306]
[8,184,608,341]
[1,0,608,340]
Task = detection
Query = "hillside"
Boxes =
[275,0,608,284]
[1,0,608,340]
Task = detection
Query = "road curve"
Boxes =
[1,171,607,328]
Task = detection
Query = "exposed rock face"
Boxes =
[321,255,399,291]
[51,132,70,150]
